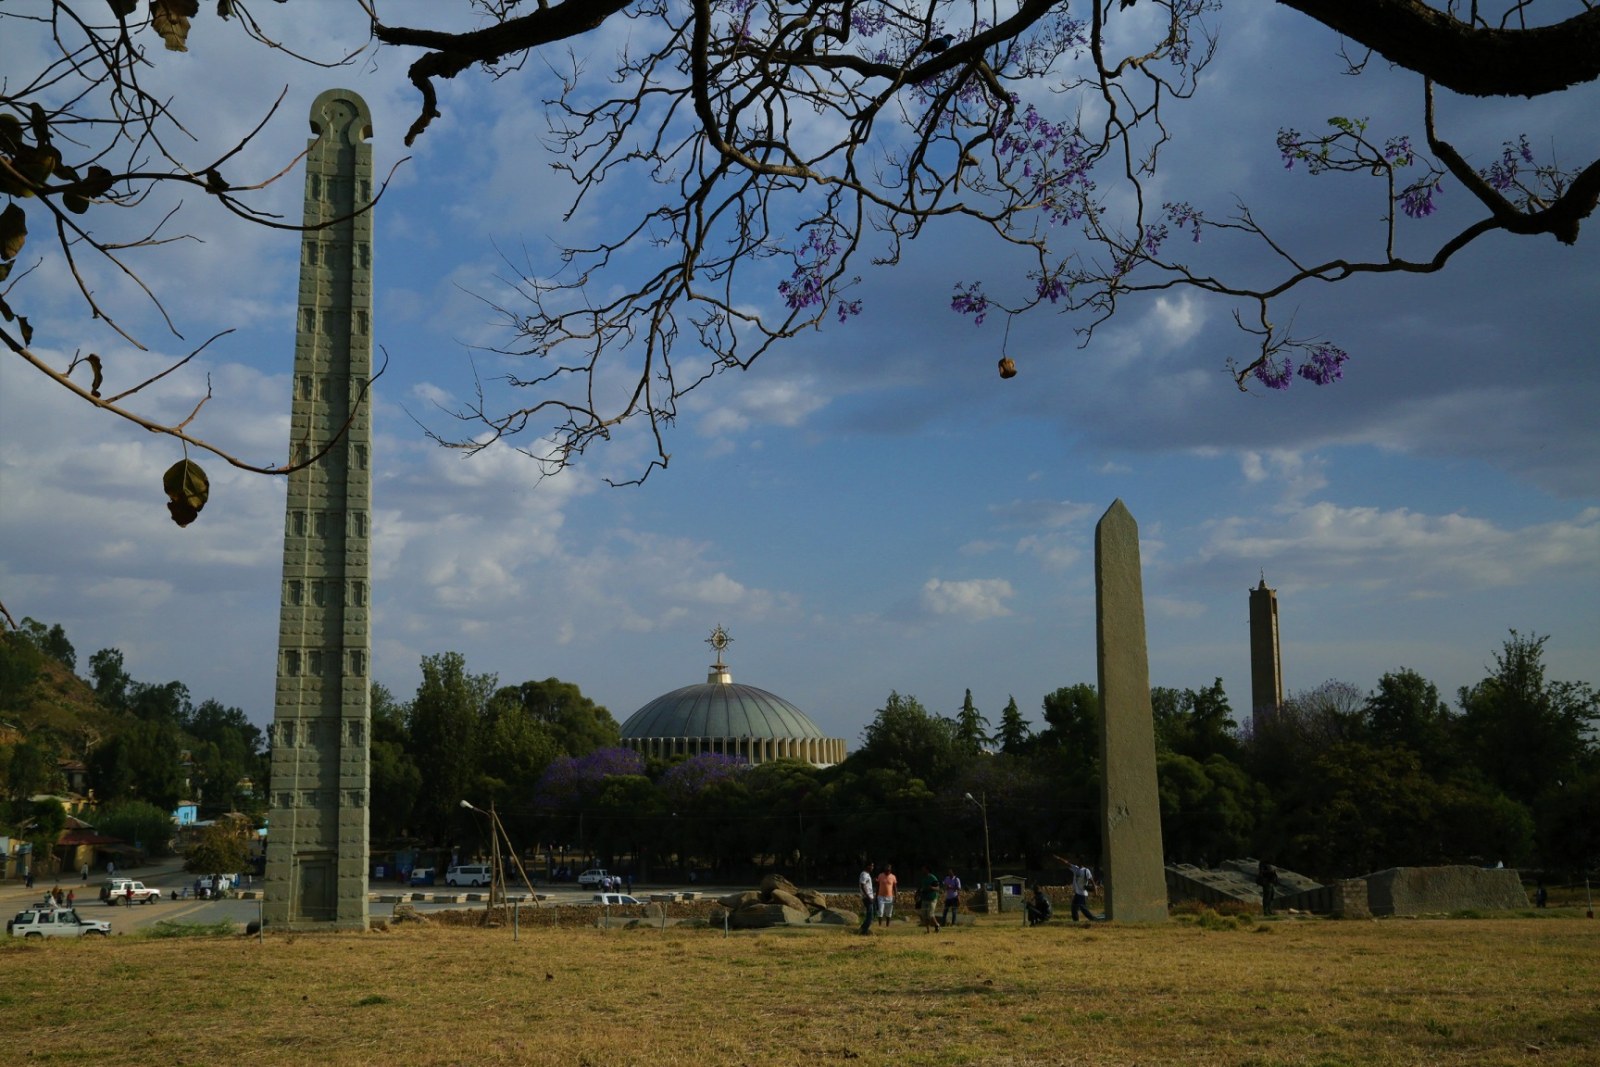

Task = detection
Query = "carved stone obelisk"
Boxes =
[264,89,374,930]
[1095,499,1167,922]
[1248,577,1284,734]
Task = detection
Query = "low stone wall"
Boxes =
[1364,866,1528,916]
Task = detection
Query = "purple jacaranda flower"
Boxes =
[1296,344,1348,385]
[1253,358,1294,391]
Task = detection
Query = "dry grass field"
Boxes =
[2,909,1595,1066]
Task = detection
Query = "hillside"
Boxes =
[0,638,123,756]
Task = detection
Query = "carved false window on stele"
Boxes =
[283,650,301,677]
[308,650,326,676]
[302,308,317,334]
[348,650,366,677]
[286,580,303,606]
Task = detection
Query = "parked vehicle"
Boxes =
[8,907,112,938]
[100,879,162,905]
[576,868,609,888]
[409,867,436,886]
[589,893,642,906]
[445,864,492,887]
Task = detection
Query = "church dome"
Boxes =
[617,626,846,767]
[621,682,826,741]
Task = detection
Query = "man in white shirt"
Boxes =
[857,861,876,935]
[1066,856,1103,922]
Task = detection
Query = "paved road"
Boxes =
[4,864,772,935]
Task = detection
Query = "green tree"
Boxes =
[953,689,991,753]
[184,816,254,876]
[87,719,185,814]
[491,678,619,757]
[407,652,497,843]
[1154,679,1241,764]
[1536,768,1600,874]
[92,799,175,858]
[23,797,68,860]
[1456,632,1598,808]
[1364,668,1457,775]
[1037,684,1100,771]
[371,683,410,746]
[0,630,45,709]
[88,648,132,712]
[476,700,562,845]
[995,696,1032,755]
[370,737,421,843]
[17,617,75,671]
[1245,679,1366,794]
[1157,753,1262,865]
[5,736,60,802]
[127,679,191,724]
[855,691,965,789]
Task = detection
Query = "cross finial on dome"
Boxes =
[706,624,732,665]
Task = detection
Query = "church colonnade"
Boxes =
[623,734,845,766]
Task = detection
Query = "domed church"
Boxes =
[619,626,847,767]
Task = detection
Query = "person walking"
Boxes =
[875,864,898,928]
[1060,855,1103,922]
[80,862,89,884]
[916,865,942,933]
[940,869,962,927]
[857,861,876,936]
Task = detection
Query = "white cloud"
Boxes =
[1197,503,1600,590]
[919,578,1015,620]
[1240,449,1329,502]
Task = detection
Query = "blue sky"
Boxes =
[2,2,1596,745]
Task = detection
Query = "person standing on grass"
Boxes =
[916,865,942,932]
[941,869,962,927]
[875,863,898,928]
[857,861,876,936]
[1257,861,1279,916]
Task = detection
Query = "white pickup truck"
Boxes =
[8,906,112,938]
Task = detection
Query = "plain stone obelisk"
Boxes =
[1095,499,1167,922]
[264,89,374,930]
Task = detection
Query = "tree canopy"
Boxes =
[4,1,1595,486]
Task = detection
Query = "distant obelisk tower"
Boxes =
[1248,576,1283,734]
[264,89,374,930]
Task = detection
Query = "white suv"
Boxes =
[576,868,609,888]
[445,864,492,887]
[8,906,112,938]
[101,879,162,905]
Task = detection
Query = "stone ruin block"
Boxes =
[1364,866,1529,916]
